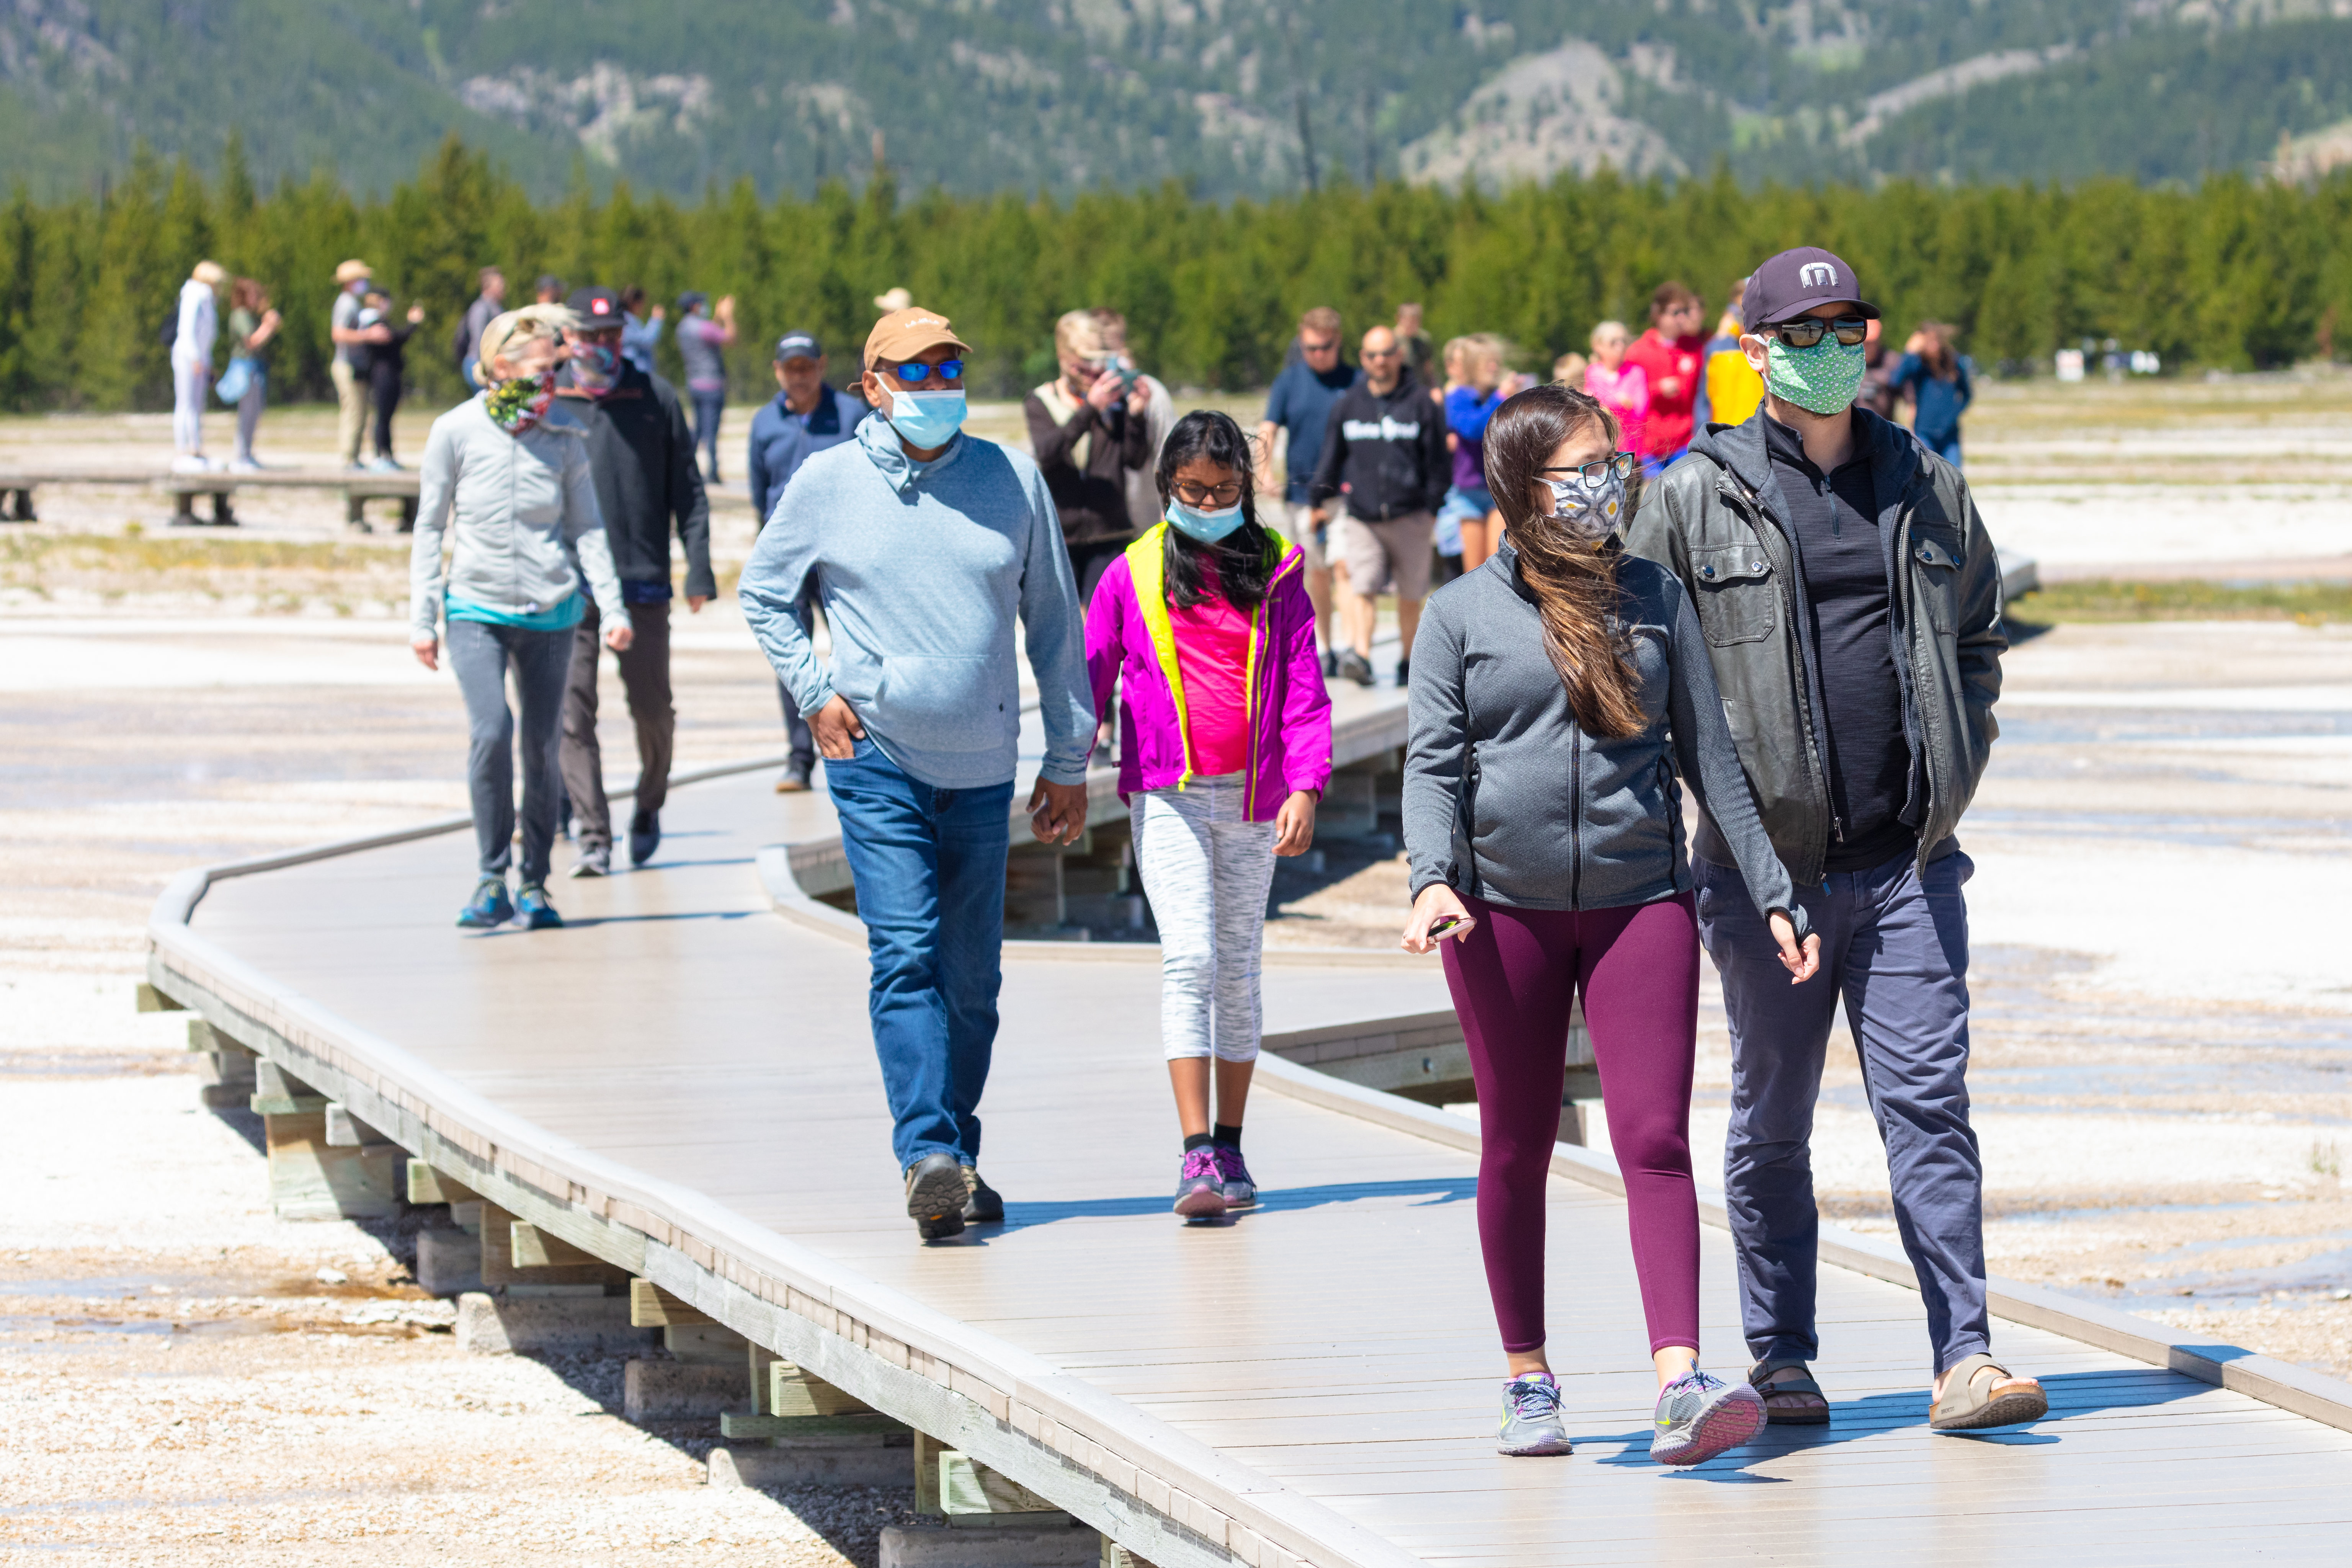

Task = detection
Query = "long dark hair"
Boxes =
[1482,384,1646,741]
[1155,409,1277,615]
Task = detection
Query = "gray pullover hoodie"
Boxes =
[1404,542,1806,935]
[408,396,629,638]
[738,415,1093,791]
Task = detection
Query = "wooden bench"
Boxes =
[0,467,420,531]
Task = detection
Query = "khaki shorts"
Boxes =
[1334,511,1435,600]
[1277,500,1330,572]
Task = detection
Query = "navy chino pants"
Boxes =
[1694,847,1990,1376]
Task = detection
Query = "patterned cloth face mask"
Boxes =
[1537,451,1633,541]
[1763,336,1868,416]
[569,343,620,394]
[485,368,556,434]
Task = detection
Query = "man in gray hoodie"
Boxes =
[739,306,1094,1242]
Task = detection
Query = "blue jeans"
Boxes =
[825,738,1013,1170]
[690,388,725,480]
[1695,847,1989,1376]
[446,616,573,885]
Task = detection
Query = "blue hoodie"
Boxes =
[739,416,1093,791]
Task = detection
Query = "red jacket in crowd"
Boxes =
[1624,329,1708,461]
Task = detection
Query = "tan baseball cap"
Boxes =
[334,258,372,285]
[864,306,970,371]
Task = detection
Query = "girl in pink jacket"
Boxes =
[1086,410,1334,1221]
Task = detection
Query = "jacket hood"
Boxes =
[858,405,966,493]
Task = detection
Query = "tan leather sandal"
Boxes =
[1929,1353,2048,1431]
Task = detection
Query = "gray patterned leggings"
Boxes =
[1131,774,1277,1062]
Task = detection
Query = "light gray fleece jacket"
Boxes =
[1405,542,1806,936]
[738,416,1093,791]
[408,396,630,638]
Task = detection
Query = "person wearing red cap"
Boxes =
[1625,245,2040,1437]
[738,305,1095,1243]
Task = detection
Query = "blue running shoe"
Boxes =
[1173,1148,1226,1221]
[1212,1145,1258,1209]
[1651,1369,1766,1465]
[1498,1372,1573,1456]
[457,877,514,929]
[515,884,564,929]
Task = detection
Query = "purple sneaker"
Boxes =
[1211,1145,1257,1209]
[1173,1148,1227,1220]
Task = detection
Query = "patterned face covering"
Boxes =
[1763,336,1867,416]
[485,369,556,434]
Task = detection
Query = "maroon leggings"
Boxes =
[1441,892,1700,1355]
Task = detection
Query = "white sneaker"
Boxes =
[170,454,209,474]
[229,458,263,473]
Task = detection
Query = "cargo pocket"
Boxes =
[1689,544,1775,645]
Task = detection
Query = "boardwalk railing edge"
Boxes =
[146,859,1432,1568]
[1250,1053,2352,1437]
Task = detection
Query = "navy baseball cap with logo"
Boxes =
[1741,247,1881,330]
[567,285,623,323]
[773,330,823,363]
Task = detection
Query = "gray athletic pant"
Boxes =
[1694,846,1990,1377]
[447,616,572,886]
[560,598,673,852]
[1130,774,1277,1062]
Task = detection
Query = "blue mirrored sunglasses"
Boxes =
[886,359,964,384]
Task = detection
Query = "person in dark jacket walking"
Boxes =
[1307,325,1448,688]
[748,330,870,792]
[361,292,425,470]
[553,286,714,877]
[1405,383,1815,1466]
[1623,246,2042,1436]
[1025,308,1155,606]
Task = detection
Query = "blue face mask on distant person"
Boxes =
[884,385,967,447]
[570,343,619,392]
[1166,499,1245,543]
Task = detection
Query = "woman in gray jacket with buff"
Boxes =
[1401,384,1819,1467]
[410,304,632,930]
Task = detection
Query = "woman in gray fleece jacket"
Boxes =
[1400,384,1819,1467]
[409,305,631,930]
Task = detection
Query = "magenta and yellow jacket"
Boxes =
[1084,524,1334,821]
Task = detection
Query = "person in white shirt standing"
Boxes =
[171,261,225,473]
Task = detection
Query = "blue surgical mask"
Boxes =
[1167,500,1245,543]
[884,385,967,447]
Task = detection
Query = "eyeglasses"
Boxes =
[881,359,964,384]
[1759,317,1870,349]
[1300,338,1340,356]
[1539,452,1636,490]
[1171,480,1244,508]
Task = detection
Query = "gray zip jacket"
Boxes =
[1404,543,1806,934]
[1622,407,2004,885]
[408,396,630,639]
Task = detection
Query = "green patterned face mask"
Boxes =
[1764,336,1867,415]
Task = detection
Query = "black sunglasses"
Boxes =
[1761,317,1870,349]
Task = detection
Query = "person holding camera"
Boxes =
[1025,308,1155,606]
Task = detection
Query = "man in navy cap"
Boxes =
[554,285,712,875]
[1625,247,2038,1434]
[748,330,871,792]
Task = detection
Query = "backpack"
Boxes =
[159,306,180,350]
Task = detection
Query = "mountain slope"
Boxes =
[3,2,2349,198]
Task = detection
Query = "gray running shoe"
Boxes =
[1650,1369,1766,1466]
[1211,1145,1257,1209]
[1173,1148,1226,1220]
[1497,1373,1573,1456]
[570,844,611,878]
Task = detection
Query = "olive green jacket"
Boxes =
[1621,407,2006,887]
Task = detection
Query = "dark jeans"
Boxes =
[446,616,572,885]
[1442,892,1702,1356]
[773,598,816,772]
[825,738,1012,1170]
[1065,537,1127,610]
[1696,848,1988,1376]
[559,598,672,851]
[690,388,725,481]
[369,366,403,460]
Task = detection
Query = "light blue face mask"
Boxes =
[884,386,967,447]
[1167,500,1245,543]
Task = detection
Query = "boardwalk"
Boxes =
[147,664,2352,1567]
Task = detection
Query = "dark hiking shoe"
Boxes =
[1395,656,1411,687]
[961,1166,1003,1224]
[628,808,660,866]
[457,877,514,929]
[515,884,564,929]
[905,1152,968,1240]
[774,764,812,794]
[1336,650,1375,687]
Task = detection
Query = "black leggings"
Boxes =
[370,366,403,460]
